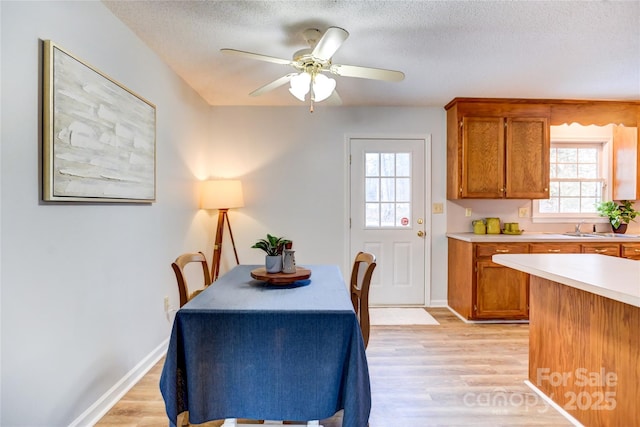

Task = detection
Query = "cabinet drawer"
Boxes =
[476,243,529,257]
[581,243,620,257]
[529,243,581,254]
[621,244,640,259]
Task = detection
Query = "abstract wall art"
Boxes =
[42,40,156,202]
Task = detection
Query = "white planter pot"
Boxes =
[265,255,282,273]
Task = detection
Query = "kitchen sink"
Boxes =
[561,232,640,238]
[562,232,605,238]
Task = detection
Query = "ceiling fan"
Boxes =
[221,27,405,111]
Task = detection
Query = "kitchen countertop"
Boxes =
[446,231,640,243]
[493,253,640,307]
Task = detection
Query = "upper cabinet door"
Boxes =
[446,98,640,200]
[461,116,505,198]
[505,117,550,199]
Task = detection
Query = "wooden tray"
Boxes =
[250,267,312,284]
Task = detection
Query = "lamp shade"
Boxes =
[200,180,244,209]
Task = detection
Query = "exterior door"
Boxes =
[349,137,429,305]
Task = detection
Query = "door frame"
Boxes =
[344,133,432,306]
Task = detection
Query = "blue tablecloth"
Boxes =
[160,265,371,427]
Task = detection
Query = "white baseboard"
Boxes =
[524,380,584,427]
[446,306,529,324]
[69,338,169,427]
[428,299,447,307]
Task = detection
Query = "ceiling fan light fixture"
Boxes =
[311,73,336,102]
[289,72,311,101]
[222,26,404,108]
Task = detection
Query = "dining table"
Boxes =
[159,264,371,427]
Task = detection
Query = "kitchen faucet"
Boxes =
[575,220,586,234]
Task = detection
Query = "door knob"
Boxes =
[417,230,425,237]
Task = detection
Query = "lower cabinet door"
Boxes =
[475,260,529,319]
[621,243,640,259]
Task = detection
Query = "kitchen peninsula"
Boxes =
[492,253,639,426]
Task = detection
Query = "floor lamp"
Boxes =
[201,180,244,281]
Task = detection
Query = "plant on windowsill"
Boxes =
[595,200,639,234]
[251,234,292,273]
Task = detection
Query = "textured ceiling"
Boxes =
[103,0,640,108]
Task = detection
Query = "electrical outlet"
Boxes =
[164,296,170,312]
[432,203,444,214]
[518,207,529,218]
[465,208,472,217]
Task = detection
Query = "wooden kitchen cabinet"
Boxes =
[621,243,640,259]
[449,237,640,321]
[528,243,582,254]
[530,241,621,257]
[446,98,550,199]
[448,239,529,320]
[447,98,640,200]
[581,243,620,257]
[475,258,529,319]
[612,125,639,200]
[549,100,640,200]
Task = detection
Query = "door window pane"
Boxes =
[396,153,410,176]
[396,203,410,226]
[396,178,410,202]
[380,203,395,227]
[381,153,395,176]
[365,203,380,227]
[365,178,379,202]
[365,153,379,176]
[380,178,395,202]
[364,151,412,228]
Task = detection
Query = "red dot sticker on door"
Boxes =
[401,217,409,226]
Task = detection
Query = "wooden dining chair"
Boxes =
[349,251,377,348]
[171,251,212,308]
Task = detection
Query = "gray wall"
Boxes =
[1,2,211,424]
[206,106,449,301]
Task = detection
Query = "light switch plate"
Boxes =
[465,208,472,217]
[432,203,444,214]
[518,207,529,218]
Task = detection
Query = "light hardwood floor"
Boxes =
[96,308,571,426]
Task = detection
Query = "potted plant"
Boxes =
[595,200,639,233]
[251,234,292,273]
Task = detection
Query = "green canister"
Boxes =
[472,220,486,234]
[486,218,501,234]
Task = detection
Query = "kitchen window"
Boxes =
[533,139,611,221]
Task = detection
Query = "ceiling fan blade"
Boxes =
[311,27,349,61]
[249,73,297,97]
[221,48,294,66]
[330,64,405,82]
